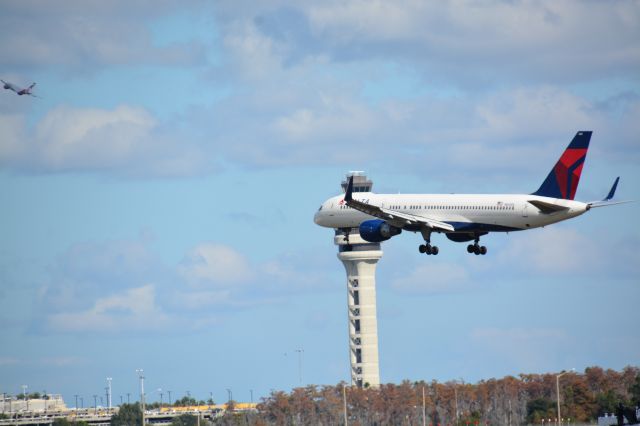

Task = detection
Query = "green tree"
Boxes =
[629,374,640,406]
[110,402,142,426]
[175,396,198,406]
[170,414,205,426]
[52,419,89,426]
[526,398,555,423]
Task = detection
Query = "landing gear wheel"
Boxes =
[480,246,487,255]
[419,244,426,253]
[431,246,439,255]
[467,244,474,253]
[473,245,480,255]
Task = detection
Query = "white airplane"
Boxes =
[314,131,625,255]
[1,79,39,97]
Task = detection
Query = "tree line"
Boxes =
[244,365,639,425]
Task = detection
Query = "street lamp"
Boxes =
[226,389,232,403]
[295,348,304,385]
[556,368,575,425]
[106,377,112,411]
[21,385,28,412]
[136,369,146,425]
[167,391,172,407]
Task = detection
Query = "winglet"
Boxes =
[604,177,619,201]
[344,176,354,202]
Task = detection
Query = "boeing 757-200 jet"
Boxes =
[314,131,625,255]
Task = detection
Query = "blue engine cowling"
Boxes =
[359,219,402,242]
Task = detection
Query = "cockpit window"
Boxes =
[318,205,323,211]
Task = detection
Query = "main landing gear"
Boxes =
[419,230,439,255]
[467,237,487,255]
[419,243,439,255]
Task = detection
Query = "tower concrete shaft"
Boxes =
[336,231,382,388]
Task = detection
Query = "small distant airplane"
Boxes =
[1,79,40,97]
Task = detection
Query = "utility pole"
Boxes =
[74,395,78,411]
[556,368,575,426]
[422,386,426,426]
[21,385,28,412]
[106,377,112,411]
[342,385,348,426]
[136,369,146,425]
[295,348,304,385]
[167,391,172,407]
[93,395,98,415]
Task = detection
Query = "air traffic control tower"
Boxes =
[335,172,382,388]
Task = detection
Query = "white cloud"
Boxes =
[305,1,640,84]
[46,284,172,333]
[0,357,21,366]
[178,243,254,287]
[0,105,209,177]
[498,227,600,275]
[0,1,205,71]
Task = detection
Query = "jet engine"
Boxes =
[359,219,402,242]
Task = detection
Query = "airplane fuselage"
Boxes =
[314,192,589,234]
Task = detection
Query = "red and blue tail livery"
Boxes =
[533,131,591,200]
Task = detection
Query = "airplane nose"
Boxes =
[314,211,321,225]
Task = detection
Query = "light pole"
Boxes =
[43,389,47,413]
[556,368,575,425]
[422,386,426,426]
[80,397,83,409]
[167,391,172,407]
[226,389,232,402]
[74,395,78,410]
[136,369,146,425]
[21,385,28,412]
[127,393,130,404]
[250,390,253,404]
[106,377,112,411]
[160,390,164,408]
[342,385,348,426]
[93,395,98,415]
[295,348,304,385]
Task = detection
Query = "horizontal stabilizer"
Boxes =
[604,177,619,201]
[528,200,569,214]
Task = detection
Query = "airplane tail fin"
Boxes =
[28,82,36,91]
[532,131,592,200]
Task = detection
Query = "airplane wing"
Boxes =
[344,176,455,232]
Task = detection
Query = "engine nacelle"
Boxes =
[359,219,402,242]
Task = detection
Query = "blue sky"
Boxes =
[1,0,638,406]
